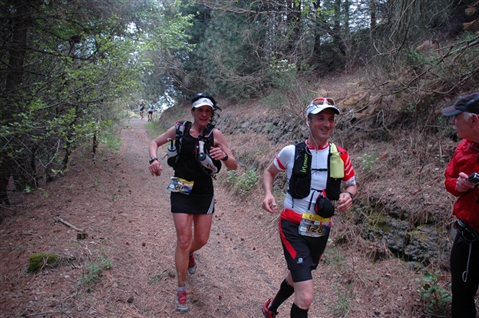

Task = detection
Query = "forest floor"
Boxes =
[0,109,450,317]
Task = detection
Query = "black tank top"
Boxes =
[174,126,214,195]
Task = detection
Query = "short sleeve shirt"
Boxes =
[273,140,356,214]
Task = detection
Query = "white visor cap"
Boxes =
[305,98,340,117]
[192,97,214,109]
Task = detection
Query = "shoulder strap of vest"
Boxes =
[167,121,191,169]
[294,141,309,158]
[292,141,309,173]
[179,122,214,140]
[202,123,215,138]
[295,141,307,152]
[175,120,190,136]
[174,120,215,154]
[174,120,191,155]
[288,141,312,199]
[196,123,215,150]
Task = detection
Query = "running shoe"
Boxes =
[262,299,278,317]
[176,290,188,312]
[188,253,197,274]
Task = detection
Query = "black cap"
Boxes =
[442,93,479,116]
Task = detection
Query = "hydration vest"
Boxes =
[288,142,344,200]
[167,120,221,176]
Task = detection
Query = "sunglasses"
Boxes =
[192,93,216,105]
[312,97,335,106]
[194,92,210,99]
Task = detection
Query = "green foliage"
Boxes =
[136,2,194,100]
[226,170,238,185]
[226,168,258,196]
[145,121,164,138]
[149,274,161,285]
[267,57,298,91]
[34,187,50,198]
[332,284,352,316]
[99,123,122,153]
[24,185,32,193]
[323,243,347,266]
[404,48,427,69]
[79,254,112,292]
[0,0,193,193]
[90,175,99,188]
[361,150,377,173]
[415,270,451,314]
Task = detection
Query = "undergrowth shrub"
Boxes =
[415,270,451,314]
[79,253,112,292]
[360,149,377,173]
[99,126,121,152]
[145,121,164,138]
[262,57,315,118]
[226,168,258,196]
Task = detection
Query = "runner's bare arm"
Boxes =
[149,126,176,176]
[262,163,280,213]
[211,129,237,170]
[336,184,358,212]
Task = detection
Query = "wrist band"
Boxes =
[346,191,355,200]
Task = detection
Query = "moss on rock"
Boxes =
[28,253,60,273]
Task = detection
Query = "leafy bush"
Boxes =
[415,270,451,314]
[226,170,238,185]
[99,127,121,152]
[361,149,377,173]
[226,168,258,196]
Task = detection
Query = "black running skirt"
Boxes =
[171,192,215,214]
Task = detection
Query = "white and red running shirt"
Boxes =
[273,140,356,215]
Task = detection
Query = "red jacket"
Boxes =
[445,139,479,231]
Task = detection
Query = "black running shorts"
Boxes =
[171,192,215,214]
[279,218,329,282]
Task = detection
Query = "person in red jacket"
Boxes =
[442,92,479,318]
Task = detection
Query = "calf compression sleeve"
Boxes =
[291,302,308,318]
[270,278,294,312]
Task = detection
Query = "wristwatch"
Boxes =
[149,157,158,164]
[221,153,229,161]
[345,191,355,200]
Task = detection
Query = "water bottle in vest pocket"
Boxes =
[166,138,178,167]
[329,143,344,179]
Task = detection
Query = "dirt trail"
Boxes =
[0,118,317,318]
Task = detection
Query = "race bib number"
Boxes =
[298,213,331,238]
[167,177,194,195]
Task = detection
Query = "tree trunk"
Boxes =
[1,0,32,202]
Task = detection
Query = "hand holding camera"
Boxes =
[468,172,479,187]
